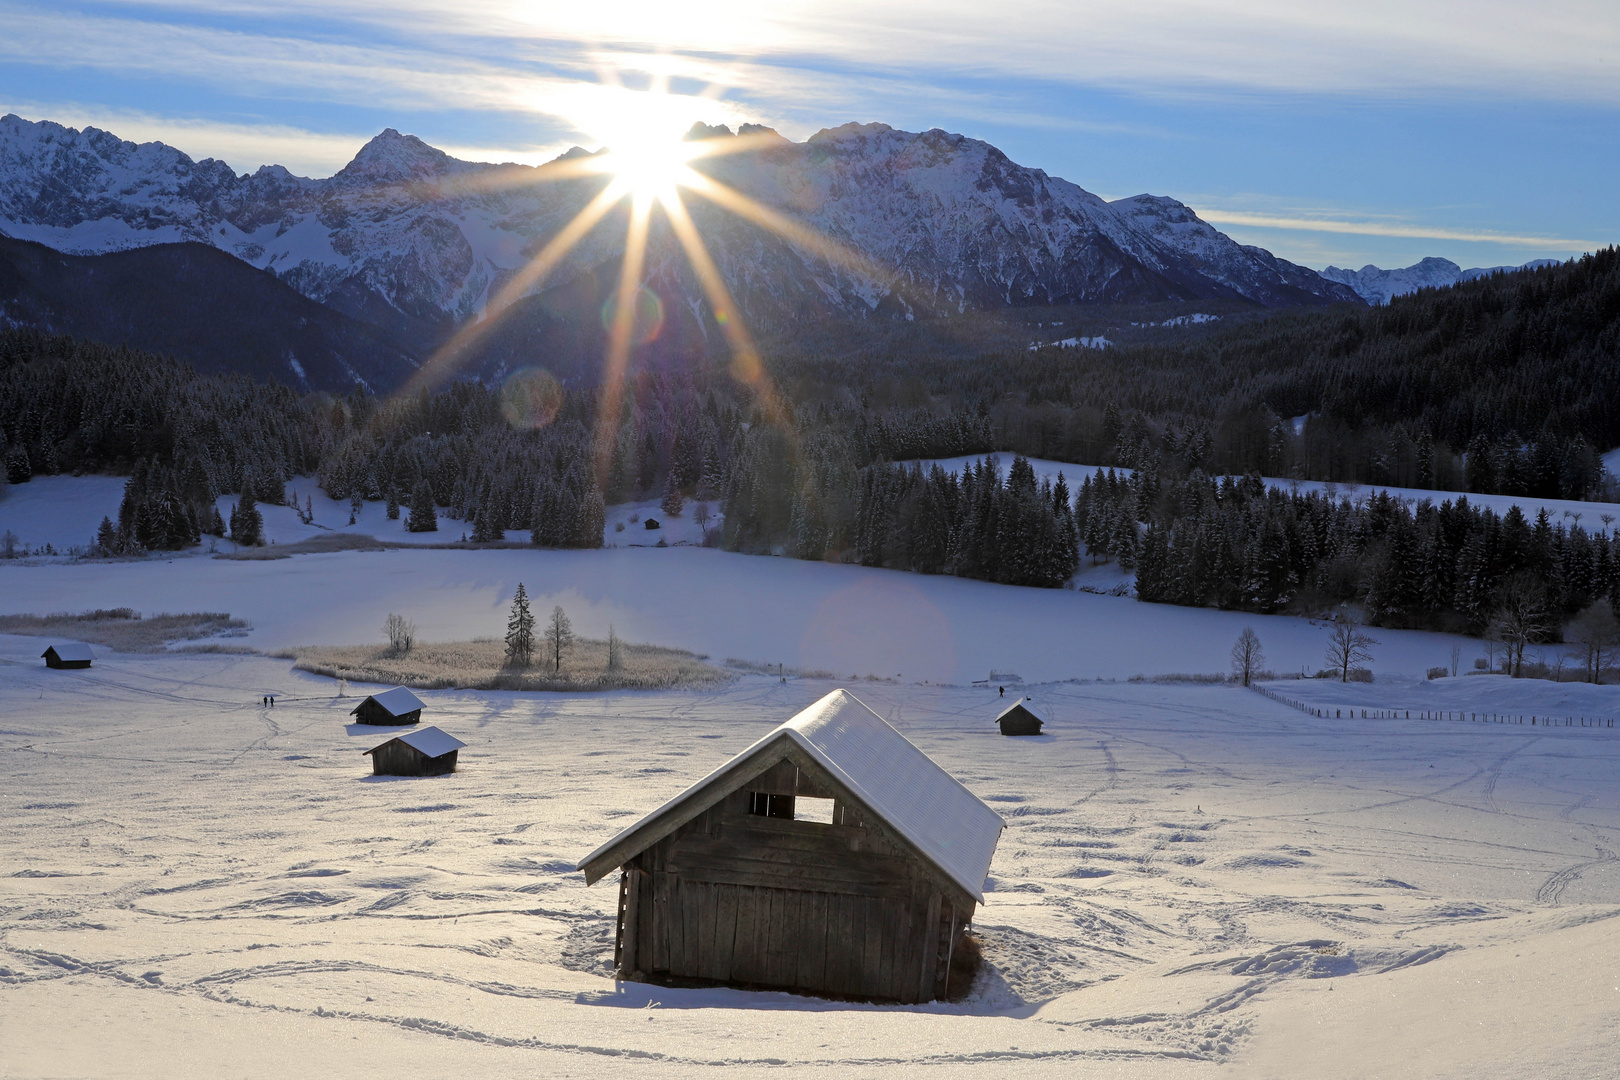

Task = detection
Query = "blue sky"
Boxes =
[3,0,1616,271]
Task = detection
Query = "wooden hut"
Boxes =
[994,696,1046,736]
[576,689,1004,1004]
[41,643,94,669]
[350,686,424,726]
[363,725,465,776]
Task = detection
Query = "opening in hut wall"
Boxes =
[746,763,855,826]
[747,792,794,819]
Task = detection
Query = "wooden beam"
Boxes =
[578,736,800,884]
[775,743,980,911]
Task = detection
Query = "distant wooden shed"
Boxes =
[41,643,94,669]
[577,689,1005,1004]
[994,697,1046,736]
[350,686,424,725]
[363,725,466,776]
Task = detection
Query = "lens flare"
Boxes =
[598,284,665,346]
[499,367,564,430]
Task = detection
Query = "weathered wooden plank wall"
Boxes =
[614,758,976,1003]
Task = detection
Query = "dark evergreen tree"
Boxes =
[4,444,31,484]
[505,583,534,666]
[231,494,263,546]
[660,473,685,517]
[94,516,117,556]
[407,480,437,533]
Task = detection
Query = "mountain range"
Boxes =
[1320,256,1563,307]
[0,114,1371,390]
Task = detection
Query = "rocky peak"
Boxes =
[333,129,463,187]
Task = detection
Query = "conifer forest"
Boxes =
[2,249,1617,645]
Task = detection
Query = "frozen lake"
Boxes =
[0,544,1476,685]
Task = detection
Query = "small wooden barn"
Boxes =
[41,643,94,669]
[577,689,1005,1004]
[350,686,424,725]
[994,696,1046,736]
[363,725,466,776]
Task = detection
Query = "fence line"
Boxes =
[1246,682,1616,730]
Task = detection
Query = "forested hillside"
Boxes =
[766,248,1620,501]
[2,251,1617,648]
[0,236,420,392]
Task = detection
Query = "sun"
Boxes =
[599,131,702,201]
[408,79,874,482]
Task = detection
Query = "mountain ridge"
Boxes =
[0,234,419,393]
[1321,256,1564,306]
[0,113,1361,355]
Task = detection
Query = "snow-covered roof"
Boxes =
[995,697,1047,724]
[353,686,424,717]
[43,642,94,662]
[578,689,1005,902]
[365,725,465,759]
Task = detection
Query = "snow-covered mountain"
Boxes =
[0,114,1360,350]
[1320,256,1562,306]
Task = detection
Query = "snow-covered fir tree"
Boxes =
[504,583,534,666]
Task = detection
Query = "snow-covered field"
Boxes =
[917,455,1620,536]
[3,641,1617,1077]
[0,475,721,554]
[0,474,129,552]
[0,544,1474,684]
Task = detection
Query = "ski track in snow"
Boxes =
[3,640,1619,1075]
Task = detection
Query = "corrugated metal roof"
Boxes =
[353,686,424,717]
[579,689,1004,902]
[43,643,94,662]
[995,696,1047,724]
[364,725,466,759]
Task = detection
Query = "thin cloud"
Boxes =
[1195,209,1606,251]
[73,0,1620,106]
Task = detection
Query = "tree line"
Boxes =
[1074,462,1620,661]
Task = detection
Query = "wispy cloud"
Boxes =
[73,0,1620,106]
[1195,209,1604,251]
[17,1,1620,140]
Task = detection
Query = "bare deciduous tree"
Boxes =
[1491,574,1548,678]
[1324,615,1378,682]
[1230,627,1265,687]
[1449,644,1462,678]
[1566,603,1620,684]
[545,605,574,673]
[607,623,624,673]
[383,613,416,655]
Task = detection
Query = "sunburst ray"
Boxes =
[592,191,655,486]
[400,179,626,398]
[680,171,903,297]
[657,189,782,414]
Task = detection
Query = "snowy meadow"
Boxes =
[3,639,1618,1078]
[4,477,1620,1077]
